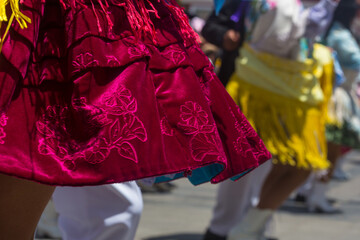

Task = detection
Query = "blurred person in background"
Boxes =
[202,0,246,86]
[201,2,275,240]
[206,0,339,239]
[299,0,360,213]
[203,0,339,239]
[324,0,360,179]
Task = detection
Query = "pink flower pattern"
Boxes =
[106,56,121,66]
[0,113,7,144]
[164,47,186,65]
[230,107,270,160]
[72,52,100,73]
[128,44,150,59]
[36,85,256,169]
[0,128,6,145]
[36,85,147,169]
[180,101,208,128]
[177,101,223,162]
[101,87,137,115]
[203,69,215,83]
[160,117,174,136]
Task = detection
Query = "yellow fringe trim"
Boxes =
[0,0,31,52]
[313,44,338,127]
[227,44,333,170]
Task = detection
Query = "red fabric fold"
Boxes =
[0,0,271,186]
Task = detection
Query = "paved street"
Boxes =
[36,151,360,240]
[135,151,360,240]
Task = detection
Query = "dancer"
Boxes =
[324,0,360,174]
[0,0,271,238]
[225,0,338,239]
[202,0,338,239]
[202,2,274,239]
[203,161,273,240]
[202,0,245,85]
[303,0,360,213]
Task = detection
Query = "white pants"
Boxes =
[52,182,143,240]
[208,161,272,236]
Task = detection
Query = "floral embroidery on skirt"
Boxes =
[0,0,271,186]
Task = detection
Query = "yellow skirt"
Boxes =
[227,44,334,170]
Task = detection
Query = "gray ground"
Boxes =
[36,151,360,240]
[135,151,360,240]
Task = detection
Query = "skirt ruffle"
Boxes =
[0,0,270,185]
[227,44,332,170]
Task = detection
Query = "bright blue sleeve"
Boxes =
[327,23,360,71]
[332,51,346,88]
[214,0,226,14]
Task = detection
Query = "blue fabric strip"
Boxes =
[214,0,226,15]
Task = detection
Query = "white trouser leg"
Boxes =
[228,207,274,240]
[332,155,351,180]
[53,182,143,240]
[208,161,272,236]
[306,180,340,213]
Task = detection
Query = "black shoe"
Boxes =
[293,194,307,203]
[203,229,226,240]
[293,194,337,205]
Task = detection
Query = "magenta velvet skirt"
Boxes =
[0,0,271,186]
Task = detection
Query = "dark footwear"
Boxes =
[203,229,226,240]
[310,205,343,214]
[293,194,337,205]
[293,194,307,203]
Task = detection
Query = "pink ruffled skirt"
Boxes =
[0,0,270,185]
